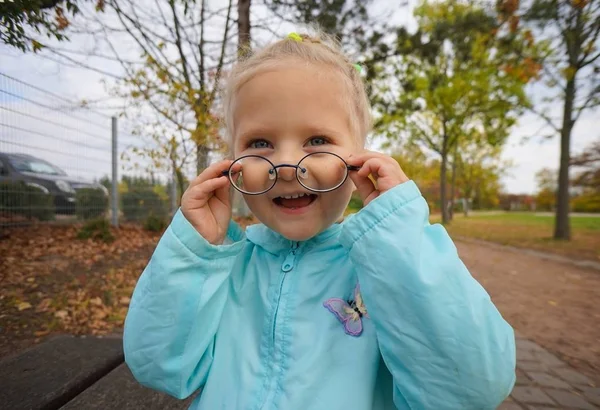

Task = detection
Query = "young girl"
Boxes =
[124,33,516,410]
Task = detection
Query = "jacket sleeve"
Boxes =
[339,181,515,410]
[123,209,246,399]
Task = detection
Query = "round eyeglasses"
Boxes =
[221,151,360,195]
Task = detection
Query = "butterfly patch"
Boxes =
[323,283,368,337]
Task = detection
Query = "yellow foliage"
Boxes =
[118,181,129,194]
[562,66,577,80]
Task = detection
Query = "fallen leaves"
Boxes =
[55,310,68,319]
[1,217,258,358]
[17,302,32,311]
[0,222,161,356]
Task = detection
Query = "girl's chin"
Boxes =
[274,223,321,242]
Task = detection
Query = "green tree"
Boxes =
[372,0,539,224]
[455,140,505,215]
[0,0,102,52]
[391,142,442,211]
[519,0,600,237]
[264,0,391,68]
[265,0,373,44]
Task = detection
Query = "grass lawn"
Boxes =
[432,212,600,262]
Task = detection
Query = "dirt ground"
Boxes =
[457,239,600,385]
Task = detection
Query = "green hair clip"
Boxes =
[353,63,363,74]
[288,32,303,42]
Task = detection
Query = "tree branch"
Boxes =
[169,0,192,90]
[209,0,233,105]
[199,0,206,95]
[24,36,124,79]
[573,84,600,123]
[526,105,561,134]
[111,0,183,79]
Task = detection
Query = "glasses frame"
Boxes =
[221,151,361,196]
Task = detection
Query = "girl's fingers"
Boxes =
[188,176,230,204]
[356,158,385,179]
[349,153,408,186]
[214,175,232,204]
[347,152,408,204]
[190,160,234,187]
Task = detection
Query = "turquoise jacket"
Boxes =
[124,181,516,409]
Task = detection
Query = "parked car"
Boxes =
[0,152,108,214]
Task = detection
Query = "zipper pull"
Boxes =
[282,242,299,272]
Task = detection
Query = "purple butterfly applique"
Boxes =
[323,283,368,337]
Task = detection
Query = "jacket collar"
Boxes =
[245,217,351,255]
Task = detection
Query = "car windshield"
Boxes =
[8,156,66,176]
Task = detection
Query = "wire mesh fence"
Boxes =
[0,71,175,227]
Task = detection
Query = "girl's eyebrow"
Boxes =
[303,126,344,139]
[235,124,347,141]
[236,124,275,141]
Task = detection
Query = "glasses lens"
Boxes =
[229,156,276,194]
[297,152,348,192]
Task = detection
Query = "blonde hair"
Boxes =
[223,32,372,150]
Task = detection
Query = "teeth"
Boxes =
[281,193,307,199]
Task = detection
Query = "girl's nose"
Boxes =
[277,165,296,182]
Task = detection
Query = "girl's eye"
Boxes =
[249,139,272,149]
[307,136,329,146]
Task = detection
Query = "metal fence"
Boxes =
[0,72,176,227]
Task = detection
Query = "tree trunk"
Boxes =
[175,168,186,203]
[238,0,251,58]
[235,0,252,217]
[554,75,575,240]
[440,148,449,224]
[197,144,209,175]
[449,148,458,221]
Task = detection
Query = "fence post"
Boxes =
[111,116,119,227]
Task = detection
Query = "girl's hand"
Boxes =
[181,160,239,245]
[347,151,409,207]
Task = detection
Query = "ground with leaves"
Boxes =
[0,222,161,359]
[0,216,259,359]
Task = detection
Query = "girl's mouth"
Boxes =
[273,193,318,210]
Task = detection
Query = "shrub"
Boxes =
[0,181,54,221]
[77,218,114,243]
[76,188,109,220]
[143,214,168,232]
[571,193,600,213]
[121,188,168,222]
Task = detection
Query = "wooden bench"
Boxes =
[0,335,196,410]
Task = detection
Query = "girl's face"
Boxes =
[232,62,360,241]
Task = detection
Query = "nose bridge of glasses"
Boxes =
[273,163,299,181]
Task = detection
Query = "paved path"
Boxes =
[500,333,599,409]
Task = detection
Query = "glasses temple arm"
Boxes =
[347,165,361,171]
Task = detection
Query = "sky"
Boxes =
[0,0,598,194]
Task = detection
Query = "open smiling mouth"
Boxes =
[272,192,319,210]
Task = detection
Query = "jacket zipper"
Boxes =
[261,241,299,409]
[272,241,299,341]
